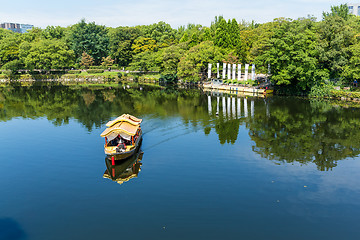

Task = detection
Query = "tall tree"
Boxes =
[214,18,230,49]
[108,26,140,67]
[259,18,328,90]
[0,32,22,66]
[68,19,109,65]
[178,41,226,81]
[317,15,354,79]
[228,18,241,50]
[132,37,157,54]
[323,4,351,21]
[19,39,75,70]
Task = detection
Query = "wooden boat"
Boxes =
[100,114,142,159]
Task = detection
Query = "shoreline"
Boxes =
[1,77,360,104]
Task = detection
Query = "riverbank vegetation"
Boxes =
[1,4,360,96]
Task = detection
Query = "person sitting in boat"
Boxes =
[116,136,126,151]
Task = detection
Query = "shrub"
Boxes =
[68,70,82,74]
[329,90,360,99]
[117,72,122,78]
[309,82,334,98]
[89,66,106,70]
[1,70,12,76]
[50,70,66,74]
[61,74,78,80]
[19,74,33,80]
[159,74,177,84]
[86,69,104,74]
[2,60,24,73]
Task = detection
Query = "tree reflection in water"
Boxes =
[1,83,359,171]
[247,98,360,171]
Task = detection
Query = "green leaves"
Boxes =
[20,39,75,70]
[68,19,109,65]
[178,41,226,82]
[260,18,328,90]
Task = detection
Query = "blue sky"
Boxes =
[0,0,348,28]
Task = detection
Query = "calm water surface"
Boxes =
[0,84,359,240]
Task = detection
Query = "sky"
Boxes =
[0,0,350,28]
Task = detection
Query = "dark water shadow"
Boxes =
[0,218,26,240]
[103,147,144,185]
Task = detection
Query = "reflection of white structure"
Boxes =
[208,95,260,119]
[222,97,226,115]
[244,98,248,118]
[251,100,254,117]
[266,100,270,117]
[208,95,212,115]
[232,97,236,118]
[227,97,231,118]
[217,63,220,78]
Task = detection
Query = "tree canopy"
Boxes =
[1,4,360,89]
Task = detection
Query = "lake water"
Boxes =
[0,84,359,240]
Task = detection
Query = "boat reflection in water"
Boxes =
[103,147,144,185]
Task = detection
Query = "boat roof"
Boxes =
[100,121,140,137]
[106,114,142,128]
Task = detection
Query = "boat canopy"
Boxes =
[106,114,142,128]
[101,121,140,139]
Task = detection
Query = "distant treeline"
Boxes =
[1,4,360,92]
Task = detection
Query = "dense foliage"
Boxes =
[1,4,360,91]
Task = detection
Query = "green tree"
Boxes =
[132,37,157,54]
[142,21,176,48]
[178,41,226,81]
[0,33,22,66]
[129,51,160,72]
[19,39,75,70]
[317,15,353,80]
[228,18,241,50]
[323,4,351,21]
[342,40,360,82]
[240,21,279,65]
[108,26,140,66]
[41,26,66,40]
[214,18,230,49]
[179,32,189,43]
[158,44,186,74]
[259,18,328,90]
[68,19,109,65]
